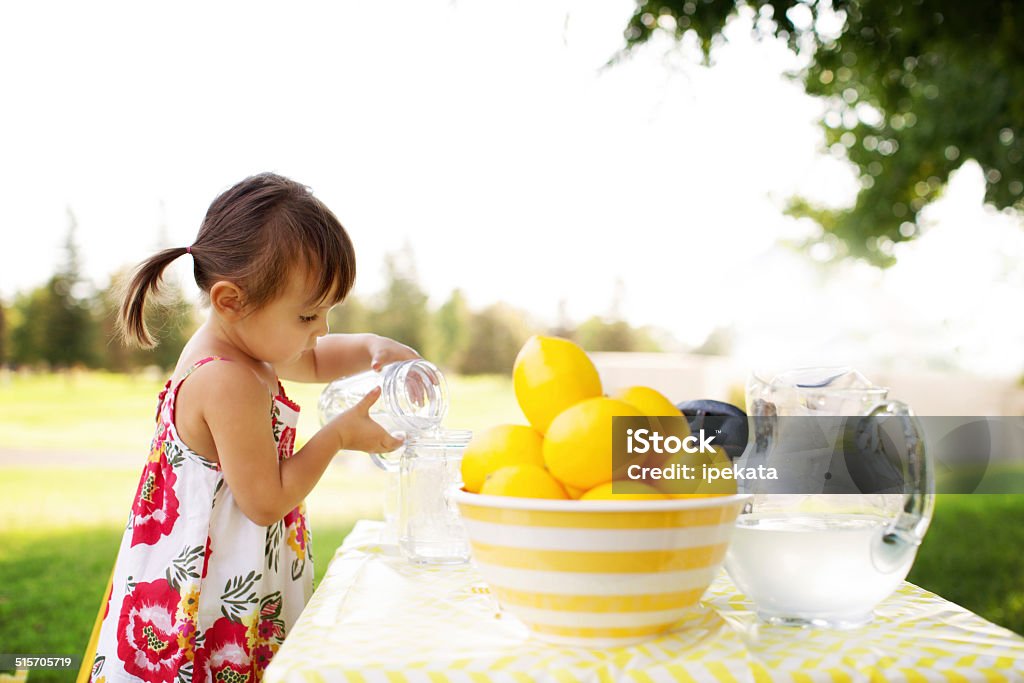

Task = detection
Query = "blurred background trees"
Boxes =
[2,226,666,375]
[618,0,1024,266]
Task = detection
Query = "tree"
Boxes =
[457,303,534,375]
[573,279,662,352]
[95,269,196,372]
[428,289,471,371]
[0,300,6,366]
[575,316,662,353]
[618,0,1024,265]
[9,287,49,367]
[366,246,431,353]
[691,324,735,356]
[13,210,100,368]
[51,210,98,366]
[328,291,370,335]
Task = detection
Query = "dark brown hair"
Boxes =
[119,172,356,348]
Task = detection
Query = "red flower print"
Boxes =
[277,425,296,459]
[193,617,252,683]
[257,619,283,641]
[202,536,212,579]
[252,644,275,676]
[116,578,183,682]
[130,449,180,547]
[283,508,308,555]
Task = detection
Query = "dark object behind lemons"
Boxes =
[675,399,748,460]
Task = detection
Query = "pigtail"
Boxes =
[117,247,191,348]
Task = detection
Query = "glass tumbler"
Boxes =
[398,429,472,565]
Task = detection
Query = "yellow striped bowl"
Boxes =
[453,490,750,648]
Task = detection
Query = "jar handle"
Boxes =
[866,400,935,573]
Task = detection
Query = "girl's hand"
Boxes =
[330,386,406,453]
[368,335,420,372]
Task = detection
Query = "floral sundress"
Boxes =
[90,356,313,683]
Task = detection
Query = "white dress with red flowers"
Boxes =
[90,356,313,683]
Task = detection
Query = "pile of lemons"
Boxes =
[462,335,735,500]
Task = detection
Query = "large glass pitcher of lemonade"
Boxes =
[724,367,934,628]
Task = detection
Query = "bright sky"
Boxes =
[1,1,1022,378]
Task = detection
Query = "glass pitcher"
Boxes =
[724,367,934,628]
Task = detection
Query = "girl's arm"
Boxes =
[275,333,420,383]
[202,362,403,526]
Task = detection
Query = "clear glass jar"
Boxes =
[318,359,457,547]
[397,429,472,565]
[319,359,449,469]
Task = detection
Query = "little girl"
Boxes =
[88,173,417,682]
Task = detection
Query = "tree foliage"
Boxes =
[458,303,534,375]
[366,246,431,353]
[575,316,662,353]
[0,300,7,365]
[10,212,99,368]
[95,270,196,372]
[428,289,471,371]
[619,0,1024,265]
[4,236,671,373]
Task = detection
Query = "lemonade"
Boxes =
[724,513,915,627]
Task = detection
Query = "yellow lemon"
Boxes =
[579,481,672,501]
[512,335,603,434]
[563,484,586,499]
[480,464,569,499]
[611,386,683,419]
[460,424,545,493]
[612,385,691,469]
[542,397,643,491]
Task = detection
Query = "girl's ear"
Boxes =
[210,281,245,319]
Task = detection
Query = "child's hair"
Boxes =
[119,172,356,348]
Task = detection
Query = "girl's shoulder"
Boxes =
[173,355,276,398]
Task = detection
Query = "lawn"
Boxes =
[0,371,1022,681]
[0,369,524,454]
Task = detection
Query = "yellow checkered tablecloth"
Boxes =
[264,520,1024,682]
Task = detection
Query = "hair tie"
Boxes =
[185,246,192,255]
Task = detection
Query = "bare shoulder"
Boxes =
[173,360,276,460]
[181,360,273,407]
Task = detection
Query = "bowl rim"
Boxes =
[453,489,751,512]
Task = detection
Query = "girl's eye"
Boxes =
[299,314,319,323]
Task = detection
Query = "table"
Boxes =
[265,520,1024,682]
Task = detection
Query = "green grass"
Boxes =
[0,370,521,453]
[908,494,1024,632]
[0,371,168,452]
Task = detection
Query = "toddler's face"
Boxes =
[235,267,336,366]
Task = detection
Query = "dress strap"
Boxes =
[165,356,231,425]
[178,355,228,386]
